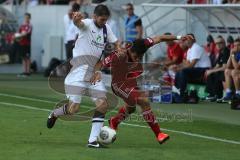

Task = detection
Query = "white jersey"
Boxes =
[73,19,117,59]
[65,19,117,103]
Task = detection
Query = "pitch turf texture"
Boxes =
[0,74,239,160]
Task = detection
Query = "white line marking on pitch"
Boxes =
[0,93,240,145]
[0,93,167,121]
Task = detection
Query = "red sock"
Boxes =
[142,109,161,137]
[111,106,128,127]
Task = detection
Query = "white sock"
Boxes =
[236,90,240,95]
[53,105,67,117]
[88,118,104,143]
[226,88,231,93]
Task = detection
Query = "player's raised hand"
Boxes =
[90,71,102,85]
[119,41,132,54]
[73,12,84,27]
[181,35,194,41]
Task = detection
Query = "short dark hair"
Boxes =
[126,3,134,8]
[217,35,223,39]
[187,33,196,42]
[130,39,148,57]
[25,13,31,19]
[72,3,80,12]
[227,35,234,43]
[207,34,214,43]
[164,32,172,35]
[94,4,110,17]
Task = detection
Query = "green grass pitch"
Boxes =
[0,74,239,160]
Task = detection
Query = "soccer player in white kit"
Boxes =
[47,4,118,148]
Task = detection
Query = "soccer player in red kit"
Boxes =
[16,13,32,76]
[91,34,191,144]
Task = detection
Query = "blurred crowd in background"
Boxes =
[0,0,240,106]
[1,0,240,5]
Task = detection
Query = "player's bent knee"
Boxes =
[225,69,231,75]
[68,103,80,114]
[95,98,108,113]
[232,69,240,77]
[137,97,150,107]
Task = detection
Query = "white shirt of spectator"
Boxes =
[64,14,78,44]
[66,20,78,42]
[64,14,70,44]
[73,18,117,58]
[213,0,222,4]
[28,0,38,6]
[187,43,211,68]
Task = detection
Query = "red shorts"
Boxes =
[112,81,140,106]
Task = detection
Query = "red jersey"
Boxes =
[18,22,32,46]
[227,44,234,50]
[102,38,154,85]
[204,42,217,55]
[167,42,184,64]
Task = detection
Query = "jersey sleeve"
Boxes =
[106,24,118,43]
[102,51,117,68]
[144,38,154,49]
[81,19,92,28]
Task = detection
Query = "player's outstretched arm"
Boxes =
[151,35,192,45]
[73,12,85,29]
[151,35,177,45]
[90,51,116,85]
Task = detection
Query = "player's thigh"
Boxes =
[87,81,108,113]
[64,71,89,103]
[89,81,107,101]
[117,87,140,106]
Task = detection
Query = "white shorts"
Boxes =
[64,65,107,103]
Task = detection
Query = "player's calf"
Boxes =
[47,103,68,129]
[88,98,108,146]
[95,98,108,113]
[47,101,79,129]
[140,105,170,144]
[68,103,80,114]
[109,105,136,130]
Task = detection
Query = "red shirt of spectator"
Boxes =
[187,0,207,4]
[18,22,32,46]
[166,42,184,64]
[227,43,234,50]
[204,42,217,55]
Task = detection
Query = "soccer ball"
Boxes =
[98,126,116,145]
